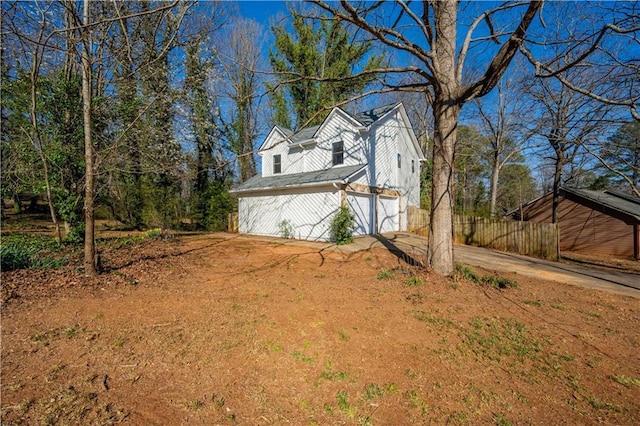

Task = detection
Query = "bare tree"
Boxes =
[519,2,640,121]
[217,18,265,182]
[525,71,611,223]
[471,63,529,217]
[309,1,542,275]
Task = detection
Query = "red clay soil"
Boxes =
[2,233,639,425]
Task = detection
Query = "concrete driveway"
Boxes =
[340,233,640,298]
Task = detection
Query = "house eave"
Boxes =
[289,138,316,149]
[230,180,341,195]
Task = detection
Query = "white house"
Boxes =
[230,103,425,241]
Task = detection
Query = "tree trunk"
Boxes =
[427,1,459,276]
[428,98,459,276]
[551,151,563,224]
[29,33,62,244]
[489,153,500,218]
[82,0,98,276]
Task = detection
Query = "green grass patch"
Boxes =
[291,350,315,364]
[481,275,518,289]
[336,390,356,418]
[376,268,394,280]
[611,374,640,387]
[585,395,623,412]
[405,276,423,286]
[1,234,68,271]
[460,317,542,362]
[523,300,542,307]
[455,262,480,282]
[454,263,517,289]
[364,383,384,400]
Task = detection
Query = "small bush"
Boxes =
[62,222,85,245]
[330,206,355,245]
[278,220,294,239]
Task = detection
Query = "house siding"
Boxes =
[236,103,424,240]
[308,112,362,172]
[371,113,399,190]
[238,187,339,241]
[521,193,635,258]
[261,136,288,178]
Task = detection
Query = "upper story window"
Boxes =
[273,154,281,174]
[411,159,415,173]
[397,153,402,169]
[332,141,344,166]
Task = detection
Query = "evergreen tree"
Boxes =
[269,11,383,129]
[597,121,640,194]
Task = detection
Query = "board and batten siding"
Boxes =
[238,187,340,241]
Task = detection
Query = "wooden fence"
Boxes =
[407,206,559,260]
[228,212,239,233]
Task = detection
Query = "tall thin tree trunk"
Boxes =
[427,1,459,276]
[82,0,98,276]
[551,150,563,224]
[489,153,500,218]
[29,31,62,244]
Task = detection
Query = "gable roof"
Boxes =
[230,164,366,194]
[258,102,419,152]
[511,187,640,222]
[353,103,400,126]
[563,188,640,221]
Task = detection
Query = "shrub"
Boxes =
[62,222,85,245]
[278,220,294,238]
[330,206,355,245]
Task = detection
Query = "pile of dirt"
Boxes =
[2,234,639,424]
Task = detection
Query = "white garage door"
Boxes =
[346,192,373,236]
[377,196,399,234]
[238,189,338,241]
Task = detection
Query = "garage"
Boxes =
[346,192,373,236]
[377,195,399,233]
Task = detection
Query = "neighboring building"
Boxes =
[230,103,425,241]
[509,188,640,259]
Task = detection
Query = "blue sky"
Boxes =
[238,0,290,24]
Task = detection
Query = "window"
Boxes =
[273,154,281,174]
[411,159,415,173]
[332,141,344,166]
[397,153,402,168]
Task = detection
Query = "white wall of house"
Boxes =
[305,113,363,173]
[238,186,340,241]
[260,133,289,178]
[241,104,424,239]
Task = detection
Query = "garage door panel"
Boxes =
[347,193,373,236]
[377,196,399,234]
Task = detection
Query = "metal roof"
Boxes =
[564,188,640,221]
[231,164,366,193]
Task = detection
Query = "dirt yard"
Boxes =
[2,233,639,425]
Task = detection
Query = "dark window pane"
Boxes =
[332,141,344,165]
[273,154,281,174]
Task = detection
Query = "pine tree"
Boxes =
[269,11,383,129]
